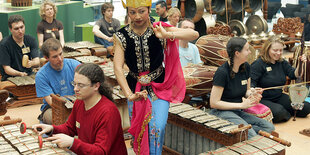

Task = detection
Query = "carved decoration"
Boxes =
[207,23,233,36]
[273,17,304,34]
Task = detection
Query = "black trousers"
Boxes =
[261,93,310,123]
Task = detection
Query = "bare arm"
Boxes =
[37,33,44,49]
[153,23,199,41]
[113,36,147,101]
[92,25,113,42]
[2,65,27,77]
[210,78,257,110]
[28,57,40,68]
[210,85,246,110]
[43,95,53,106]
[113,38,131,96]
[0,32,2,41]
[59,29,65,48]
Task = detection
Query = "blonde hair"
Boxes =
[167,7,181,20]
[259,36,285,63]
[39,1,57,20]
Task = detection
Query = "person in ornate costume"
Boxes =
[209,37,274,139]
[113,0,199,154]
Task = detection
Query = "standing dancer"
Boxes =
[113,0,199,154]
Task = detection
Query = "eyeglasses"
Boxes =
[71,81,91,89]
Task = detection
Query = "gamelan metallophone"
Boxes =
[0,117,69,154]
[74,56,106,64]
[164,103,251,155]
[0,75,42,108]
[201,130,290,155]
[99,61,129,87]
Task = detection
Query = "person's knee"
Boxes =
[297,101,310,117]
[269,104,290,122]
[248,128,257,139]
[264,122,275,133]
[42,109,53,124]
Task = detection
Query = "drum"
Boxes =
[183,65,217,91]
[195,35,230,66]
[182,65,217,104]
[196,35,257,66]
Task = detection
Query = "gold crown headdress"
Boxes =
[121,0,152,8]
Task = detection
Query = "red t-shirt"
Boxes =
[53,95,127,155]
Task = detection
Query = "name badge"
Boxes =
[46,29,52,33]
[266,67,272,72]
[76,121,80,128]
[108,27,114,31]
[241,80,247,85]
[22,47,30,54]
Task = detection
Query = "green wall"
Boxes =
[0,1,95,42]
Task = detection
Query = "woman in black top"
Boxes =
[210,37,274,138]
[251,36,310,123]
[37,1,64,49]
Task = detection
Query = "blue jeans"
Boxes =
[94,36,113,47]
[94,36,113,58]
[128,96,169,155]
[209,109,275,138]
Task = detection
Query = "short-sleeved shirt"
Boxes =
[179,42,203,67]
[0,35,39,81]
[95,17,120,38]
[37,19,64,42]
[213,62,250,103]
[250,57,296,100]
[35,58,80,111]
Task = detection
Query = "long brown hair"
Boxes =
[260,36,284,63]
[75,63,113,101]
[226,37,247,78]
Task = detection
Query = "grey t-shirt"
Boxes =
[95,17,120,37]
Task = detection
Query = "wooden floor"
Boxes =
[0,103,309,154]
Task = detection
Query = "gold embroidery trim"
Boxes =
[137,110,152,155]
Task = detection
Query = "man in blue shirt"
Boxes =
[178,19,203,67]
[35,38,80,124]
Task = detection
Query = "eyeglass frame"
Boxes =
[71,81,92,89]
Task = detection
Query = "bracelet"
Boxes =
[127,93,134,99]
[169,32,175,41]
